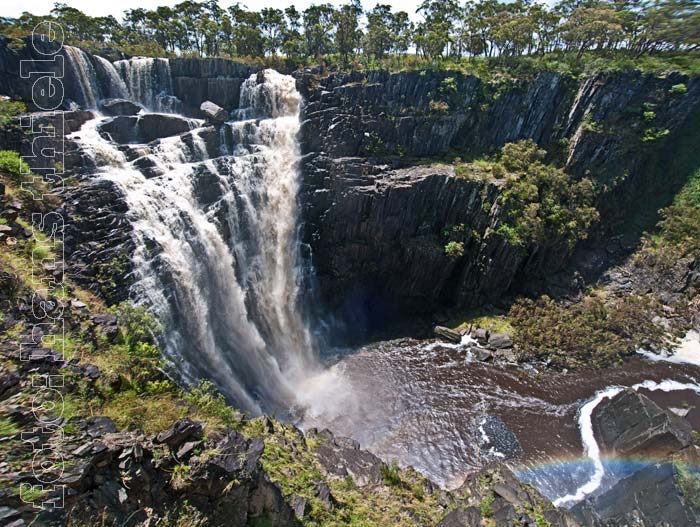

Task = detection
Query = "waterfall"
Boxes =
[64,46,101,108]
[114,57,181,113]
[70,70,318,414]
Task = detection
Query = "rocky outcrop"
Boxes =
[435,507,482,527]
[304,160,523,314]
[310,429,384,487]
[593,390,693,457]
[448,466,582,527]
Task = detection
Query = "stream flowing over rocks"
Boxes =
[2,37,700,526]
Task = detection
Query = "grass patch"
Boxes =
[100,390,187,434]
[0,416,20,437]
[448,310,514,336]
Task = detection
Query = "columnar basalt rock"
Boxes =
[296,67,700,314]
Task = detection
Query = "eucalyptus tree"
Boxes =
[334,0,363,63]
[260,8,286,56]
[303,3,336,57]
[365,4,394,58]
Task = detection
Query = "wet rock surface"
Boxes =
[99,98,142,116]
[572,463,700,527]
[594,389,693,457]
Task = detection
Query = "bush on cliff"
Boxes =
[495,140,599,250]
[0,98,25,131]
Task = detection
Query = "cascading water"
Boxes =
[93,55,129,100]
[71,70,319,414]
[64,46,131,107]
[64,46,101,108]
[114,57,181,112]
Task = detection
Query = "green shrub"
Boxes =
[429,99,449,114]
[110,302,161,351]
[444,241,465,259]
[0,150,30,183]
[496,141,599,250]
[380,462,402,487]
[500,140,546,173]
[642,127,670,142]
[185,380,241,427]
[675,460,700,508]
[0,417,19,437]
[0,98,25,131]
[669,83,688,95]
[509,293,663,369]
[481,493,495,517]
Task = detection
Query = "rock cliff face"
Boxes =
[296,68,700,316]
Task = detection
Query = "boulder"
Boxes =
[434,326,462,343]
[593,389,693,457]
[200,100,229,124]
[474,348,493,362]
[289,495,307,519]
[137,114,194,143]
[487,332,513,349]
[155,418,202,449]
[97,116,139,144]
[472,328,490,344]
[313,433,383,487]
[99,98,142,116]
[81,416,117,438]
[132,155,163,179]
[313,481,336,510]
[435,507,481,527]
[98,114,194,144]
[92,313,119,343]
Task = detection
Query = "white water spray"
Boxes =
[638,330,700,367]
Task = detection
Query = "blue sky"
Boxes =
[4,0,425,20]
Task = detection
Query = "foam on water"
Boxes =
[638,330,700,367]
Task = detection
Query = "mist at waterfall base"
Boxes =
[65,51,700,509]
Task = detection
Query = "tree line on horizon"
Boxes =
[0,0,698,65]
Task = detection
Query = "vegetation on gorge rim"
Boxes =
[1,0,699,76]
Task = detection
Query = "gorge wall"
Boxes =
[296,68,700,323]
